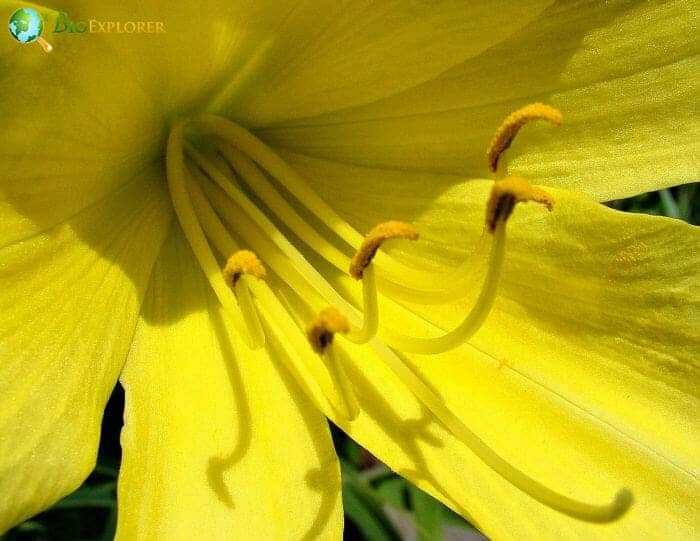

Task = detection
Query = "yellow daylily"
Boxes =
[1,1,698,540]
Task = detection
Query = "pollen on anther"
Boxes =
[486,103,563,174]
[222,250,267,289]
[485,177,554,233]
[349,221,419,279]
[306,307,350,354]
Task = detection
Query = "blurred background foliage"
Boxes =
[2,184,697,541]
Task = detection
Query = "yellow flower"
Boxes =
[1,1,698,539]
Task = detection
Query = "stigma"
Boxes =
[164,102,632,523]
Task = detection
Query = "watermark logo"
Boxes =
[54,12,165,34]
[8,8,165,53]
[8,7,53,52]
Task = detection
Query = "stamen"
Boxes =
[190,114,454,294]
[349,221,419,279]
[190,147,420,356]
[222,250,267,289]
[165,123,261,350]
[185,169,361,422]
[485,176,554,234]
[188,146,361,322]
[382,179,552,354]
[199,172,454,359]
[222,250,267,349]
[346,264,379,345]
[307,307,350,354]
[219,145,351,272]
[306,308,360,420]
[174,108,633,523]
[487,103,563,174]
[193,117,518,308]
[345,222,417,343]
[381,222,505,354]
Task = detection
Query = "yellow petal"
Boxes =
[0,173,170,532]
[57,2,301,115]
[403,185,699,538]
[475,181,700,490]
[274,287,697,538]
[0,1,299,246]
[287,154,699,468]
[219,0,553,124]
[331,337,697,540]
[0,3,167,245]
[117,226,342,540]
[268,155,698,537]
[259,1,699,200]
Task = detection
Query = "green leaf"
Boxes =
[15,520,47,534]
[341,460,403,541]
[100,506,118,541]
[409,484,443,541]
[373,475,408,510]
[360,463,393,484]
[93,463,119,479]
[676,184,698,224]
[659,189,681,219]
[343,485,402,541]
[53,482,116,509]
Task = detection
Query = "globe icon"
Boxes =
[8,7,44,44]
[8,7,52,52]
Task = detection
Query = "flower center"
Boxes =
[164,104,632,523]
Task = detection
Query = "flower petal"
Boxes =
[0,172,170,532]
[277,293,698,538]
[270,155,698,538]
[117,226,342,540]
[259,0,699,200]
[61,2,301,116]
[0,1,296,246]
[220,0,553,124]
[331,336,698,540]
[0,3,169,246]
